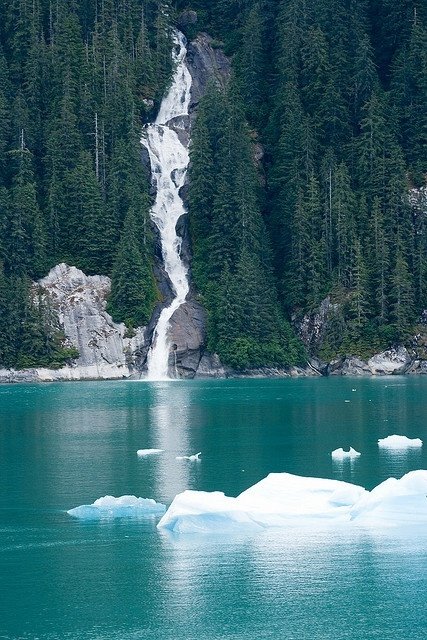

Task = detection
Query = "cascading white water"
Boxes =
[142,31,192,380]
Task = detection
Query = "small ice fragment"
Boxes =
[137,448,164,456]
[344,400,350,403]
[331,447,361,460]
[176,452,201,461]
[378,435,422,449]
[67,495,166,519]
[352,389,357,392]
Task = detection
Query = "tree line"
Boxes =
[0,0,426,370]
[0,0,171,367]
[185,0,427,364]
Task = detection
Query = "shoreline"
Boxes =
[1,350,427,384]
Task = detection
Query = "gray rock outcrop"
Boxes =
[298,296,341,352]
[329,356,372,376]
[186,33,231,113]
[168,300,207,378]
[196,353,231,378]
[0,264,146,383]
[327,348,413,376]
[367,347,412,375]
[177,10,198,30]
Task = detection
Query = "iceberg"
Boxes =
[157,471,427,534]
[67,495,166,520]
[378,435,423,448]
[158,473,367,534]
[137,448,164,456]
[331,447,361,460]
[350,470,427,524]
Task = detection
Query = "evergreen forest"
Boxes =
[0,0,426,370]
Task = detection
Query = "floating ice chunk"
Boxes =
[331,447,361,460]
[158,473,367,533]
[137,448,164,456]
[67,495,166,520]
[158,470,427,534]
[176,452,201,461]
[350,470,427,524]
[237,473,366,517]
[378,435,422,449]
[157,490,263,534]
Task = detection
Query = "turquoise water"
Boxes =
[1,377,427,639]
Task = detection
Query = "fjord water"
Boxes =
[1,377,427,640]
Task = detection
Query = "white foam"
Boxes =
[67,495,166,520]
[378,435,423,449]
[158,471,427,534]
[331,447,361,460]
[137,449,164,456]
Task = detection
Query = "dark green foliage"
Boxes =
[0,263,78,369]
[107,208,157,328]
[189,83,305,369]
[0,0,168,368]
[185,0,425,364]
[0,0,425,370]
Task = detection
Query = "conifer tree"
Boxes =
[107,208,156,327]
[7,146,46,278]
[391,239,415,335]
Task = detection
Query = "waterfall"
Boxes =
[142,31,192,381]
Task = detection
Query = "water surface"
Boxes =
[1,377,426,639]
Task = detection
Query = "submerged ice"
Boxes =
[157,471,427,534]
[67,495,166,520]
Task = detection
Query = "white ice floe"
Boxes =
[158,473,367,534]
[176,452,201,461]
[67,495,166,520]
[350,471,427,524]
[157,470,427,534]
[331,447,361,460]
[378,435,423,449]
[137,448,164,456]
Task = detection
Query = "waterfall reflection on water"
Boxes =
[149,382,195,500]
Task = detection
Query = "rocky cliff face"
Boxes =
[0,264,146,383]
[296,296,427,377]
[186,33,231,112]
